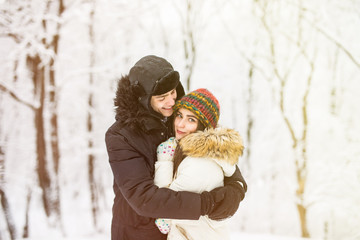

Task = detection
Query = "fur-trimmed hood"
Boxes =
[114,75,161,131]
[114,72,185,133]
[179,127,244,165]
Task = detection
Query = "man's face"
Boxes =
[150,89,177,117]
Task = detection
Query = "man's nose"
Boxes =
[166,96,175,106]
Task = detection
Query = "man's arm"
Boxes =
[106,130,201,220]
[203,166,247,220]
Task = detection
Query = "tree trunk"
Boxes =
[21,189,32,238]
[28,55,53,218]
[182,0,197,92]
[48,31,62,229]
[0,139,16,240]
[48,0,64,176]
[49,62,60,174]
[296,190,309,237]
[87,91,98,227]
[43,0,65,226]
[0,96,15,240]
[245,66,254,169]
[257,1,313,235]
[0,188,16,240]
[88,4,99,228]
[294,142,309,238]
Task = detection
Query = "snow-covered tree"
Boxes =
[0,0,359,239]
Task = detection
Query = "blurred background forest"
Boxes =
[0,0,360,239]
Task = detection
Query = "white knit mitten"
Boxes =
[157,137,177,162]
[155,218,171,234]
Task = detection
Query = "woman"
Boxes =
[154,88,245,240]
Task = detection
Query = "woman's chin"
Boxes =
[175,131,186,140]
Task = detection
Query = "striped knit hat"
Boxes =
[173,88,220,129]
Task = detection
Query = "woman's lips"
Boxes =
[176,130,185,135]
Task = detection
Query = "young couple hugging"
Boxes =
[106,55,247,240]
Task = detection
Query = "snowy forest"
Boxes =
[0,0,360,239]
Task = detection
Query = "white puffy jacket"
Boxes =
[154,127,244,240]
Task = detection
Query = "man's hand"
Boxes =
[200,166,247,220]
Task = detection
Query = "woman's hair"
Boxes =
[173,88,220,129]
[171,88,219,174]
[173,144,186,176]
[173,118,205,175]
[196,120,205,131]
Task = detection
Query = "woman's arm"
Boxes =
[169,157,224,193]
[154,161,174,188]
[154,138,177,188]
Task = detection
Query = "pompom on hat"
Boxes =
[173,88,220,129]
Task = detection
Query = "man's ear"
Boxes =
[131,81,146,97]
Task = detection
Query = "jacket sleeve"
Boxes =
[154,161,173,188]
[154,138,176,188]
[105,129,201,220]
[169,157,224,193]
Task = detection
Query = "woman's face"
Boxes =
[174,108,199,140]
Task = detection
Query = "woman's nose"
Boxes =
[177,119,185,127]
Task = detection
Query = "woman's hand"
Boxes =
[157,137,177,162]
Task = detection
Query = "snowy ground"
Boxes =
[231,232,320,240]
[19,232,321,240]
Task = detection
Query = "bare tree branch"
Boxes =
[285,0,360,68]
[0,83,36,110]
[303,18,360,69]
[0,33,21,43]
[258,1,299,148]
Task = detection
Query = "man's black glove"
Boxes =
[200,166,247,220]
[225,166,247,192]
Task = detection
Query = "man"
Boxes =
[105,55,247,240]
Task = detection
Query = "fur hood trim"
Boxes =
[114,75,161,131]
[179,127,244,165]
